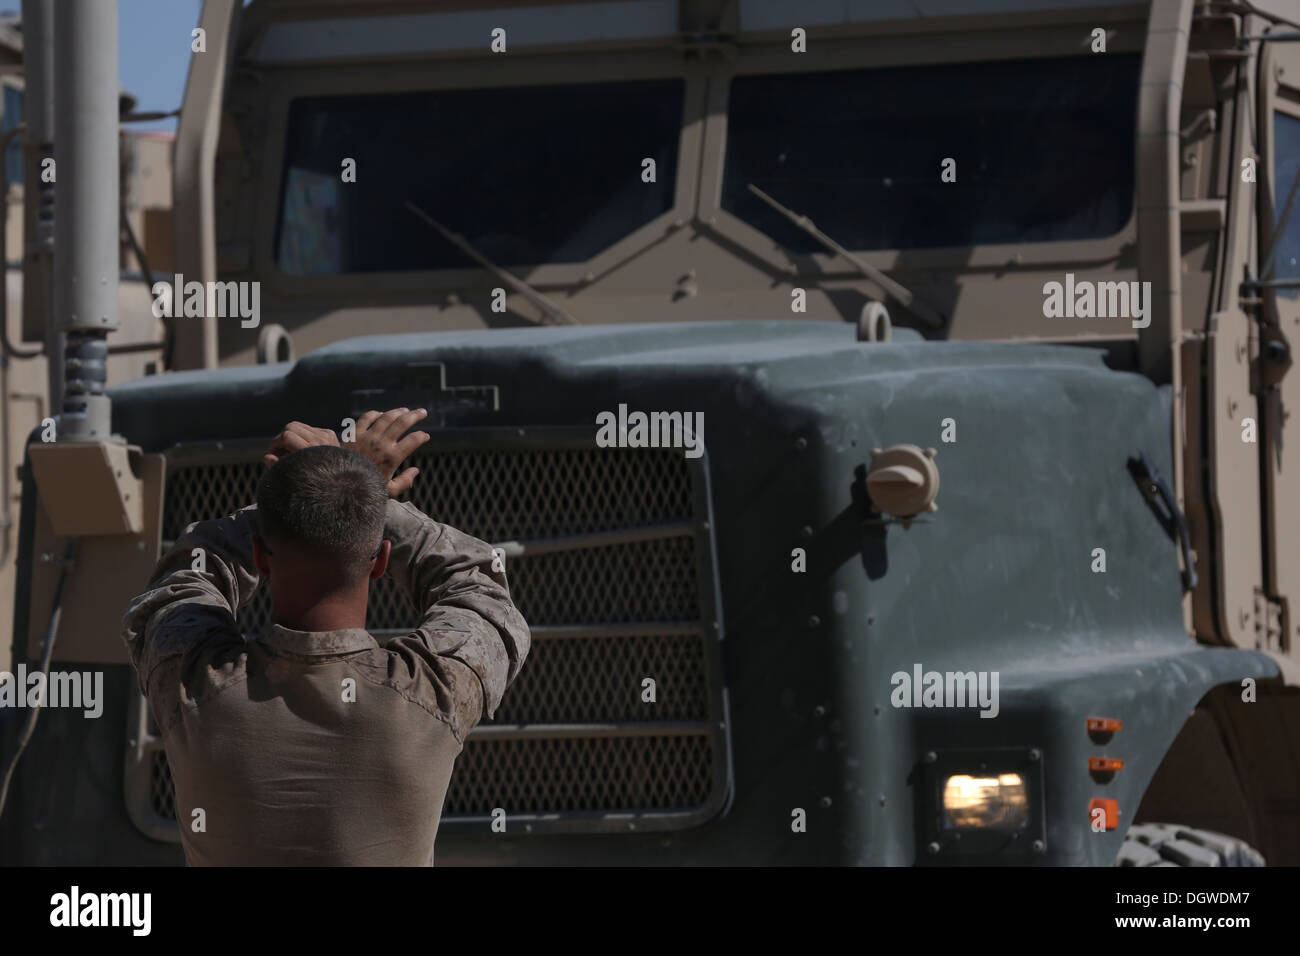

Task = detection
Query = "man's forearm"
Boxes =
[382,499,530,720]
[121,504,263,681]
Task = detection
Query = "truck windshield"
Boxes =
[275,78,684,275]
[721,54,1141,252]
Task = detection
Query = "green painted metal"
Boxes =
[1,320,1274,864]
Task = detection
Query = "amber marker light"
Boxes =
[1089,798,1120,830]
[1087,717,1123,744]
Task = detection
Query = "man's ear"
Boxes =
[252,535,272,578]
[369,539,391,581]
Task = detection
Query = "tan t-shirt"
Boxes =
[121,498,530,865]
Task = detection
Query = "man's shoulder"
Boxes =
[345,636,480,743]
[141,608,249,732]
[136,602,246,693]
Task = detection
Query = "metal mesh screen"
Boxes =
[494,632,708,725]
[150,751,176,822]
[138,440,722,832]
[161,447,694,542]
[445,735,714,815]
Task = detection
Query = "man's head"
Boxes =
[252,446,392,627]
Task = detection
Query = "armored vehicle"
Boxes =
[3,0,1300,866]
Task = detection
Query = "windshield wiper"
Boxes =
[747,184,946,329]
[404,201,578,326]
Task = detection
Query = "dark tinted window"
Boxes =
[1271,111,1300,299]
[722,55,1141,252]
[276,79,683,275]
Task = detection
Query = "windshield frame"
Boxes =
[251,53,703,298]
[694,21,1147,280]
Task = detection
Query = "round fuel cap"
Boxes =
[865,444,939,518]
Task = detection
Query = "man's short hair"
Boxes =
[255,446,388,574]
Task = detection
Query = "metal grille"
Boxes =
[132,436,728,837]
[161,447,694,542]
[150,751,176,821]
[494,632,708,725]
[445,735,714,815]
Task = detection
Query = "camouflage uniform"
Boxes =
[121,498,530,865]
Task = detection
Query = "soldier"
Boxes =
[121,408,530,865]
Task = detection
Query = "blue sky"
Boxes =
[0,0,203,133]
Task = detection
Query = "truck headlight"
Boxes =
[942,773,1029,829]
[917,747,1046,862]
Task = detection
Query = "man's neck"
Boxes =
[272,596,368,633]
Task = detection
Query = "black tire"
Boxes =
[1115,823,1265,867]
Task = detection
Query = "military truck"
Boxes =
[2,0,1299,866]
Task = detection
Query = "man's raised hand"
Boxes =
[345,408,432,498]
[262,422,340,469]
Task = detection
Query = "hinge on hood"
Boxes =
[1254,591,1285,652]
[1128,451,1198,592]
